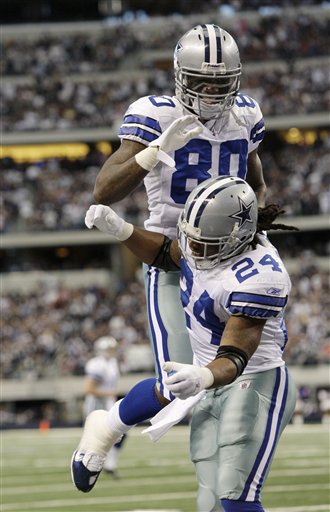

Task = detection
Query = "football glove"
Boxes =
[85,204,133,241]
[163,361,214,400]
[135,114,203,171]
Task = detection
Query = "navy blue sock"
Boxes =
[221,499,264,512]
[118,378,164,425]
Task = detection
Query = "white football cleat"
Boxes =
[71,410,122,492]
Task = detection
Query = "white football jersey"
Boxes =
[180,243,291,374]
[118,94,265,238]
[84,356,120,414]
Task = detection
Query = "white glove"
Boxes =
[150,114,203,153]
[163,361,214,400]
[135,115,203,171]
[85,204,133,241]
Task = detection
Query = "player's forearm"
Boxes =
[206,357,238,386]
[253,181,267,208]
[94,158,148,204]
[123,228,167,265]
[246,151,267,207]
[206,315,265,387]
[85,204,181,267]
[85,204,169,266]
[163,315,264,398]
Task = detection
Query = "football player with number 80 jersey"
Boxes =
[93,26,266,408]
[118,91,264,239]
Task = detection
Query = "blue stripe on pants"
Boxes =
[239,366,289,501]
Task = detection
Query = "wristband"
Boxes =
[135,146,159,172]
[215,345,248,383]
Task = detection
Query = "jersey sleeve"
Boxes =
[117,95,163,146]
[225,282,289,319]
[85,359,103,382]
[236,93,265,152]
[248,97,265,151]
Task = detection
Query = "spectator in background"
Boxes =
[317,388,330,424]
[83,335,126,478]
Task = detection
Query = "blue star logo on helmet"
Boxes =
[229,197,254,227]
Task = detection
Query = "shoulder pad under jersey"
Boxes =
[234,93,265,145]
[118,95,183,145]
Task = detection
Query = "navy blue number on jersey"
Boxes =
[171,139,248,204]
[180,259,225,346]
[232,254,283,283]
[229,253,288,319]
[147,95,252,206]
[149,96,176,108]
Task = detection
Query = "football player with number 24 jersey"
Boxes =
[73,176,296,511]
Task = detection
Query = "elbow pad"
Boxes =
[151,236,180,272]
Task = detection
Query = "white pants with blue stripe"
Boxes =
[190,366,296,512]
[144,264,193,400]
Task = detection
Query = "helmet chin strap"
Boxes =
[193,98,219,120]
[177,92,230,134]
[206,98,233,134]
[188,94,233,134]
[195,258,218,270]
[207,111,229,135]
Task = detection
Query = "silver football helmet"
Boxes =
[177,176,258,270]
[174,24,241,121]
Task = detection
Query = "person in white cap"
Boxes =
[83,336,126,478]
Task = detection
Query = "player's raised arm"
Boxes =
[93,140,147,204]
[85,204,181,270]
[93,115,202,204]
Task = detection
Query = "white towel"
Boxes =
[142,390,206,442]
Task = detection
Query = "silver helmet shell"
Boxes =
[174,24,241,120]
[177,176,258,270]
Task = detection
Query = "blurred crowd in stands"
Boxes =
[1,136,329,235]
[1,270,151,380]
[2,13,329,132]
[2,64,329,133]
[284,254,330,366]
[1,260,329,381]
[3,14,328,76]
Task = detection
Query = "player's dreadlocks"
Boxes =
[256,204,299,232]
